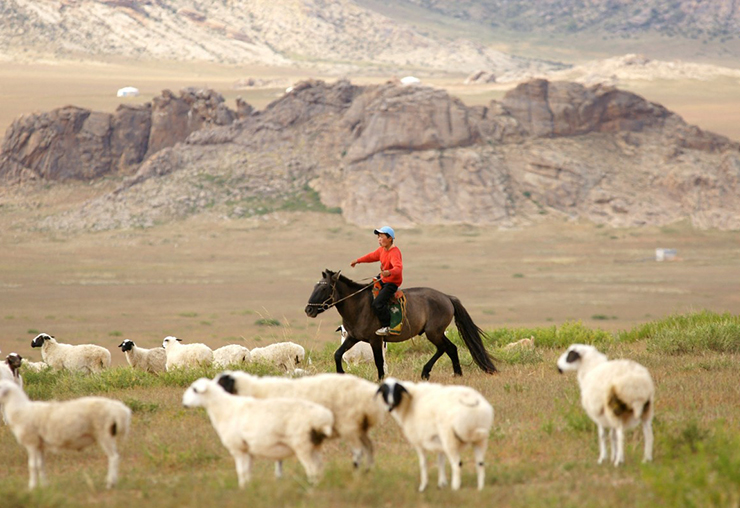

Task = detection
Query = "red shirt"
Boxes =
[355,246,403,286]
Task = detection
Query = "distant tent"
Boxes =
[400,76,421,86]
[116,86,140,97]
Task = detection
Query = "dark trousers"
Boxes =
[372,282,398,327]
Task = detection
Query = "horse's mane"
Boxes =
[329,271,368,292]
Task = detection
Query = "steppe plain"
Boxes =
[1,60,740,507]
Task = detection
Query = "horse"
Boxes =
[305,269,497,380]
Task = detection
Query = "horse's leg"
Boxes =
[421,332,462,379]
[370,338,386,380]
[421,345,446,380]
[334,336,359,374]
[442,335,463,376]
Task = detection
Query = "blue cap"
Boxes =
[373,226,395,239]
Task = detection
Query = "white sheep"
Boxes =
[21,359,50,372]
[0,380,131,489]
[117,339,167,374]
[215,371,385,470]
[336,325,386,370]
[162,336,213,371]
[213,344,252,368]
[183,377,334,487]
[557,344,655,466]
[249,341,305,372]
[377,378,494,492]
[31,333,111,373]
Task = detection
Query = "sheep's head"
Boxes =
[183,378,211,408]
[162,336,182,349]
[118,340,135,353]
[6,353,22,373]
[557,344,597,373]
[31,333,53,348]
[376,378,409,412]
[215,372,237,394]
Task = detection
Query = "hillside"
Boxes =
[2,79,739,231]
[0,0,562,75]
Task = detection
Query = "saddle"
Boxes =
[372,279,407,336]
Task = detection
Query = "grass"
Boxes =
[2,312,740,507]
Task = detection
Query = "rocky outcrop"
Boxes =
[4,79,740,231]
[0,88,247,182]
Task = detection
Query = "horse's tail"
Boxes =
[449,296,498,374]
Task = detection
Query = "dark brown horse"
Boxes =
[305,269,497,380]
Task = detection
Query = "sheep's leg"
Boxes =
[234,453,252,488]
[436,453,447,488]
[642,419,654,462]
[473,440,487,491]
[359,433,374,470]
[26,447,41,489]
[294,448,322,484]
[613,428,625,466]
[98,437,120,488]
[447,449,463,491]
[597,425,608,464]
[415,447,429,492]
[274,460,283,478]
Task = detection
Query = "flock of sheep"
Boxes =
[0,332,656,493]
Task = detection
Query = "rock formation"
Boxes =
[2,79,740,231]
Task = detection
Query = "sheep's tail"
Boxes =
[111,404,132,440]
[310,424,333,446]
[608,384,652,422]
[449,296,497,374]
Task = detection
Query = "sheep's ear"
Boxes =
[566,350,581,363]
[176,338,182,342]
[335,325,342,332]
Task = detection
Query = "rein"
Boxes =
[306,278,375,312]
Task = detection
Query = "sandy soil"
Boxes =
[1,191,738,368]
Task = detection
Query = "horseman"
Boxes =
[350,226,403,336]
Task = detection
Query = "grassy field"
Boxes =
[1,317,739,508]
[0,200,739,506]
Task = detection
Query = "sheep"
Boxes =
[216,370,385,470]
[336,325,386,370]
[161,336,213,371]
[503,336,535,350]
[377,377,494,492]
[21,359,50,372]
[213,344,252,368]
[117,339,166,374]
[4,353,24,388]
[183,377,333,487]
[249,341,305,372]
[557,343,655,466]
[0,379,131,489]
[30,333,111,373]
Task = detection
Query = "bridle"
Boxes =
[306,275,375,312]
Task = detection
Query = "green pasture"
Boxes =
[1,311,739,507]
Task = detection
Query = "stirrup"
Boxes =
[375,327,391,336]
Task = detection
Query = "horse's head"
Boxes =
[304,269,340,317]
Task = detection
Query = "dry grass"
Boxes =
[0,198,739,505]
[0,343,738,507]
